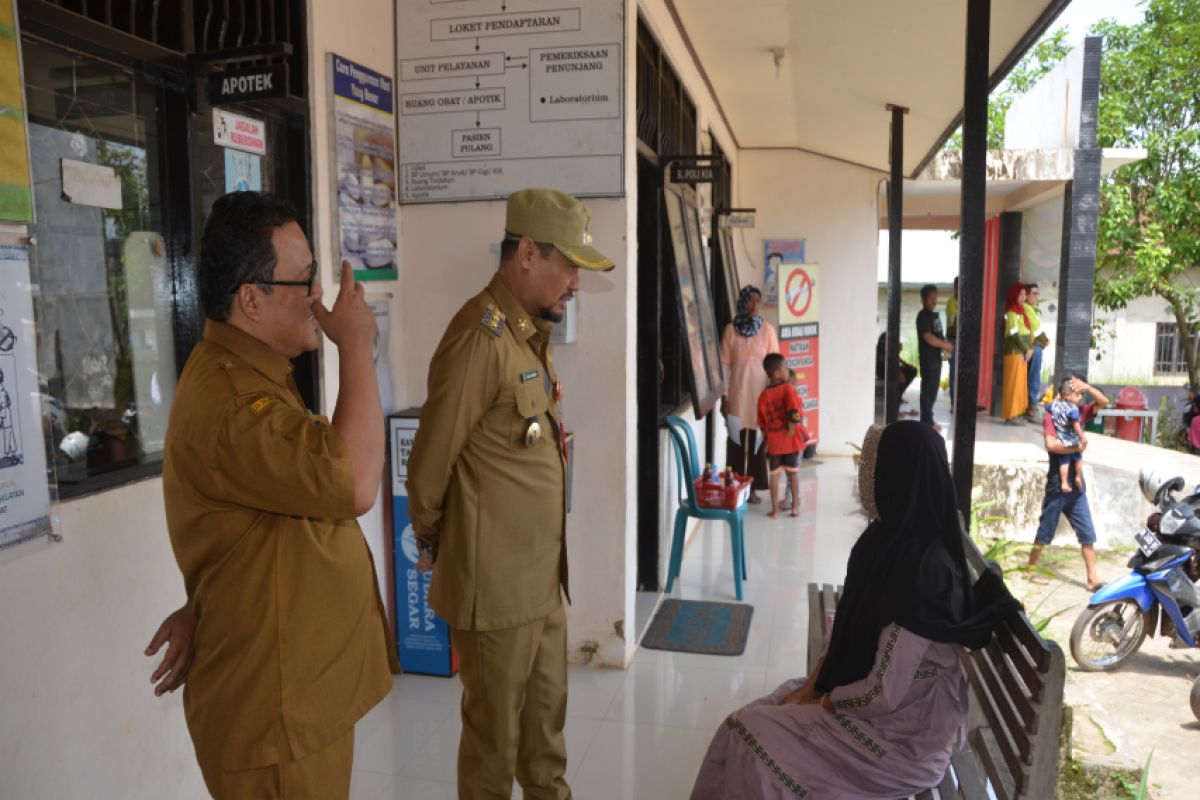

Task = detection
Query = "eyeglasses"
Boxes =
[246,261,318,297]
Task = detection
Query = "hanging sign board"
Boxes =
[719,213,755,229]
[207,64,289,105]
[777,260,820,448]
[212,108,267,155]
[669,161,716,184]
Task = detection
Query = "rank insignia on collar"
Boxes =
[480,304,505,337]
[517,318,529,331]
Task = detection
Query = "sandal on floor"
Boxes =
[747,493,762,505]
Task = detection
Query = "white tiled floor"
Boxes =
[350,457,864,799]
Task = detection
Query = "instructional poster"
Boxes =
[330,53,399,281]
[396,0,623,202]
[0,245,54,549]
[777,260,820,449]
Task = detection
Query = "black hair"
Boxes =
[199,191,300,322]
[1058,375,1077,395]
[1026,282,1039,291]
[920,284,938,301]
[767,252,784,264]
[499,237,556,263]
[762,352,786,376]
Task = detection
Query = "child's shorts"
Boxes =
[1049,451,1081,471]
[768,452,801,472]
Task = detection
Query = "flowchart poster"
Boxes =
[396,0,623,202]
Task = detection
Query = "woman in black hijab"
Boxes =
[691,421,1019,800]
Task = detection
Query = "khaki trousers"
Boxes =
[452,603,570,799]
[200,727,353,799]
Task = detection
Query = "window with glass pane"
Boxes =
[22,38,176,488]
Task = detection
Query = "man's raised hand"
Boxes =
[312,261,377,351]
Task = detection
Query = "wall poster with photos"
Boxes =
[663,182,724,418]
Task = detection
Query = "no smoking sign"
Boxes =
[780,263,819,325]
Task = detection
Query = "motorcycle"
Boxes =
[1068,466,1200,721]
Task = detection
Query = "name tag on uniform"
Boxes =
[520,369,540,383]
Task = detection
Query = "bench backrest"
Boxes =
[950,532,1065,800]
[808,526,1065,800]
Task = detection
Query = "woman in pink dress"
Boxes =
[691,421,1019,799]
[721,286,779,503]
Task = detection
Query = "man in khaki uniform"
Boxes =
[406,188,613,798]
[149,191,399,798]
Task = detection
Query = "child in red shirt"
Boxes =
[757,353,809,518]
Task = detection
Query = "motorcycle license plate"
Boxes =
[1134,528,1161,557]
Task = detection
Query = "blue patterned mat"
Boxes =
[641,599,753,655]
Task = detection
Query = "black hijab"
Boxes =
[815,421,1019,694]
[733,285,764,337]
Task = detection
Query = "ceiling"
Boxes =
[671,0,1072,176]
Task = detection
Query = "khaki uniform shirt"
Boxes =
[406,275,568,631]
[163,321,398,772]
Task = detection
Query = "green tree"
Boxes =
[943,28,1072,151]
[1092,0,1200,387]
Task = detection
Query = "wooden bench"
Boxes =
[806,528,1065,800]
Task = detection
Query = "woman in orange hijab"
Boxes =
[1000,282,1033,424]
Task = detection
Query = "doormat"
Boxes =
[641,599,753,656]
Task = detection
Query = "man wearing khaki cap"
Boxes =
[406,188,613,798]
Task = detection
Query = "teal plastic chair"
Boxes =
[663,415,748,601]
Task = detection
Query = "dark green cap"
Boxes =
[505,188,614,272]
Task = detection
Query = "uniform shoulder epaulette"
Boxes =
[480,303,505,337]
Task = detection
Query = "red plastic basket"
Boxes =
[693,475,752,509]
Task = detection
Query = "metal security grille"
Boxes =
[32,0,188,49]
[1154,322,1198,375]
[635,17,696,156]
[26,0,306,97]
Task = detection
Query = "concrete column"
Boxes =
[1054,36,1102,381]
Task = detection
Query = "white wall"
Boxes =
[1004,45,1084,150]
[1091,295,1190,385]
[307,0,402,613]
[738,152,882,454]
[0,480,207,799]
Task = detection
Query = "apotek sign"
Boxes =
[207,65,289,105]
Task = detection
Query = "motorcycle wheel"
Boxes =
[1192,676,1200,722]
[1069,600,1149,672]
